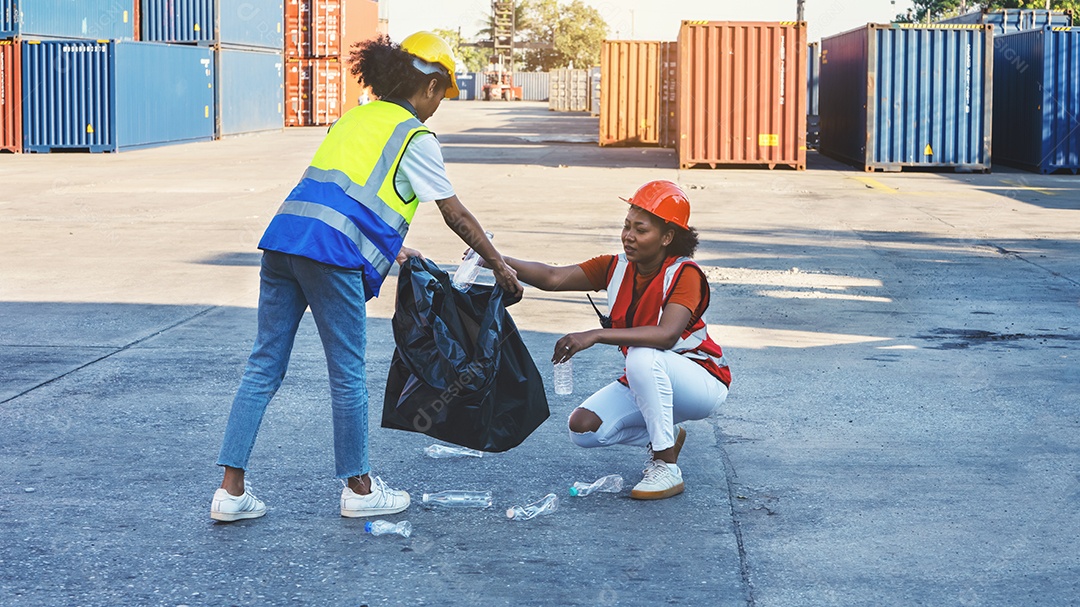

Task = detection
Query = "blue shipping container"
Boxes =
[21,39,215,152]
[937,8,1073,35]
[218,0,282,49]
[217,48,282,135]
[819,23,993,172]
[141,0,214,44]
[993,26,1080,173]
[1,0,135,40]
[140,0,282,48]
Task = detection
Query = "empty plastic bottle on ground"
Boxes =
[451,232,493,291]
[424,444,484,459]
[365,520,412,538]
[506,493,559,521]
[569,474,623,496]
[553,360,573,395]
[421,490,493,509]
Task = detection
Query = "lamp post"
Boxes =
[797,0,805,22]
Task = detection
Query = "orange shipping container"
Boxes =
[342,0,379,110]
[600,40,669,146]
[677,21,807,170]
[286,0,343,58]
[286,58,345,126]
[1,39,21,154]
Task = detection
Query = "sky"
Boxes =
[382,0,917,46]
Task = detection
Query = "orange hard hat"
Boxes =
[623,180,691,229]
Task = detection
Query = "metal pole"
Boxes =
[797,0,805,22]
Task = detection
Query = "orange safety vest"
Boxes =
[606,254,731,387]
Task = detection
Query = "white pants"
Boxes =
[569,347,728,451]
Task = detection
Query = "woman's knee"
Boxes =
[624,346,662,381]
[567,408,602,434]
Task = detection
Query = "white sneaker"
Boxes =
[630,459,685,500]
[340,476,411,518]
[210,482,267,522]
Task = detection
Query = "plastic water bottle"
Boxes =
[421,490,493,509]
[569,474,623,497]
[452,231,493,291]
[506,493,559,521]
[424,444,484,459]
[553,360,573,395]
[365,520,412,538]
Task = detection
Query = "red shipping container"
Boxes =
[677,21,807,170]
[1,39,21,154]
[286,58,345,126]
[285,0,343,58]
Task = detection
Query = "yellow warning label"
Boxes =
[924,144,934,156]
[194,23,201,32]
[277,24,282,33]
[205,106,210,118]
[86,124,94,134]
[123,11,129,23]
[759,134,779,147]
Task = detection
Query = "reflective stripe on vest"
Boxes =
[259,101,431,298]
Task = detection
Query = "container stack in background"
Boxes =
[129,0,286,139]
[548,68,591,112]
[284,0,380,127]
[285,0,344,127]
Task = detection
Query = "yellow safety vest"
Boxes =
[259,100,433,298]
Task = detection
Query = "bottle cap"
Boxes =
[568,487,579,496]
[505,508,515,519]
[364,521,374,533]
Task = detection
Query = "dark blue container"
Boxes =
[938,8,1072,36]
[1,0,135,40]
[819,23,993,172]
[140,0,282,49]
[993,26,1080,173]
[21,39,215,152]
[217,47,282,135]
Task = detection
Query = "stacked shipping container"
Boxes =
[284,0,378,126]
[819,23,993,173]
[992,26,1080,173]
[677,21,807,170]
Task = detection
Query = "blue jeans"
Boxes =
[217,251,370,479]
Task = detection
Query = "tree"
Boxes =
[519,0,608,71]
[431,27,488,72]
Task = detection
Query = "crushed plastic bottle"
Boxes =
[569,474,623,497]
[421,490,493,509]
[506,493,559,521]
[451,231,493,291]
[553,359,573,395]
[365,520,412,538]
[424,444,484,459]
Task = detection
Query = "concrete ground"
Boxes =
[1,101,1078,607]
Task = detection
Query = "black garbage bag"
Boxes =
[381,257,549,452]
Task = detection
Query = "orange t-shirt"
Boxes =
[577,255,705,319]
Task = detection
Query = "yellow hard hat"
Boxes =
[400,31,459,99]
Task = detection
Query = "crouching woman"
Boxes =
[504,180,731,499]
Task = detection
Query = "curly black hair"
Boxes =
[347,35,449,100]
[666,224,699,258]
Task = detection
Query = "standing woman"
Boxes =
[503,180,730,500]
[210,32,522,521]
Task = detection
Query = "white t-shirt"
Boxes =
[395,132,455,203]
